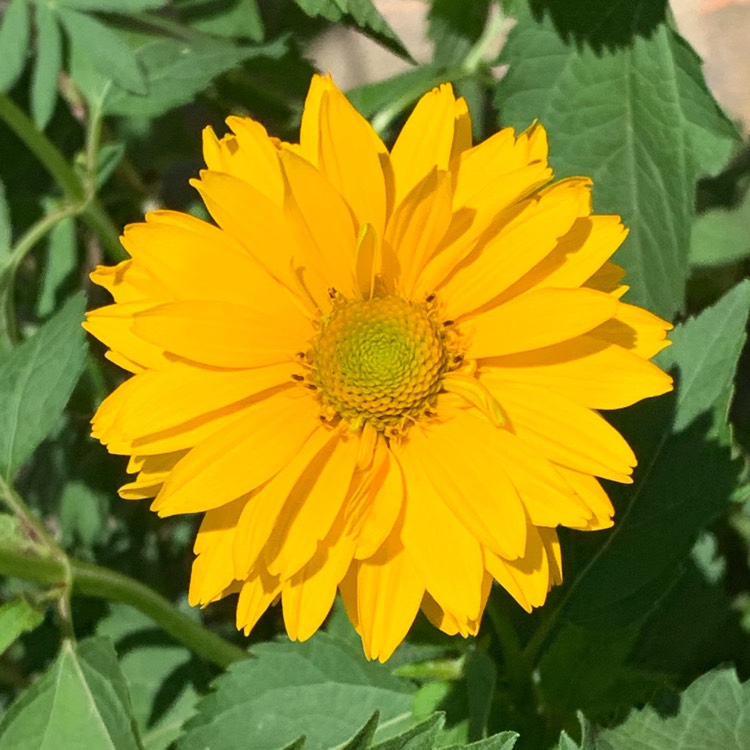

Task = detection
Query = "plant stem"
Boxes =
[0,545,248,669]
[0,92,123,261]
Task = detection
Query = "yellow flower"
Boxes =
[85,75,673,662]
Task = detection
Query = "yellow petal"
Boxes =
[224,115,284,205]
[188,498,246,606]
[265,432,359,579]
[318,84,389,236]
[355,532,424,662]
[90,259,168,304]
[298,73,331,166]
[481,376,636,482]
[232,425,334,577]
[236,566,282,635]
[400,414,528,560]
[352,443,405,560]
[484,525,550,611]
[385,168,453,298]
[390,84,460,205]
[467,287,619,360]
[440,178,592,317]
[118,451,186,500]
[354,223,381,300]
[555,465,615,530]
[84,303,172,371]
[396,448,485,620]
[591,302,673,359]
[538,527,563,586]
[153,390,318,516]
[122,213,301,317]
[281,519,355,641]
[133,300,311,369]
[483,335,673,410]
[111,361,296,440]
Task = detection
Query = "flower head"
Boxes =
[85,75,673,661]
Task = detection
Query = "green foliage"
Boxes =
[0,294,87,481]
[562,669,750,749]
[0,2,749,749]
[494,5,738,319]
[0,638,142,749]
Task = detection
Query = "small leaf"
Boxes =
[183,0,265,41]
[30,2,62,129]
[459,732,519,749]
[0,638,143,749]
[59,0,166,10]
[179,632,417,750]
[96,142,126,189]
[0,598,44,656]
[58,8,147,94]
[428,0,492,66]
[293,0,411,61]
[691,187,750,267]
[59,481,109,549]
[0,293,88,480]
[370,714,443,749]
[0,0,31,92]
[36,213,77,319]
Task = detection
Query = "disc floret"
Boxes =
[308,294,456,432]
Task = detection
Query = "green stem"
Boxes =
[0,92,123,261]
[485,595,529,699]
[0,545,248,669]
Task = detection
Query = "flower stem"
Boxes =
[0,545,248,669]
[0,92,123,261]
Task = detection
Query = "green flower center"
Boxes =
[311,295,451,431]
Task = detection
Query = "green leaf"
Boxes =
[182,0,265,41]
[179,632,417,750]
[0,180,10,259]
[59,480,109,549]
[96,142,126,189]
[584,669,750,749]
[59,0,166,10]
[0,0,31,92]
[691,186,750,267]
[0,598,43,656]
[528,0,668,49]
[428,0,491,67]
[370,714,443,749]
[457,732,518,750]
[71,34,287,118]
[36,213,77,319]
[0,293,88,480]
[293,0,411,61]
[0,637,143,749]
[557,281,750,632]
[30,2,62,129]
[97,604,200,750]
[464,651,496,741]
[494,8,738,319]
[58,8,148,95]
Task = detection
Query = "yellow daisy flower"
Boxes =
[85,75,673,662]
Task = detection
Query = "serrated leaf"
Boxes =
[71,34,287,118]
[341,712,380,749]
[97,604,199,750]
[691,186,750,267]
[458,732,518,750]
[0,0,30,92]
[0,637,143,749]
[58,8,147,94]
[179,632,416,750]
[528,0,668,49]
[182,0,265,41]
[30,2,62,129]
[293,0,410,61]
[370,714,443,750]
[494,8,738,319]
[0,598,43,656]
[0,293,88,480]
[551,281,750,634]
[589,669,750,749]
